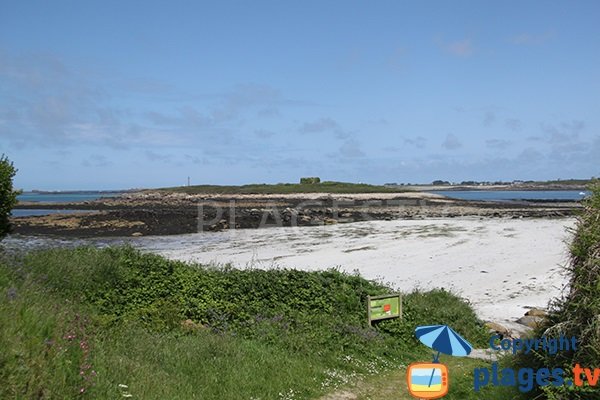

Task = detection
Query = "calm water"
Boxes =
[429,190,589,202]
[12,209,95,217]
[17,192,121,203]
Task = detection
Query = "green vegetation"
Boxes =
[512,180,600,399]
[0,154,20,239]
[161,181,410,194]
[0,246,488,399]
[338,355,517,400]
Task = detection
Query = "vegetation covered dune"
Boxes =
[159,181,412,194]
[512,183,600,399]
[0,245,497,399]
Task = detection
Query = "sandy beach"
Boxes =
[139,217,576,325]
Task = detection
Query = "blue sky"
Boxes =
[1,1,599,190]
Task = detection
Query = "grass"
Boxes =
[159,181,412,195]
[325,355,517,400]
[0,245,496,399]
[510,180,600,399]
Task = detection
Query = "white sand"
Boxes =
[139,217,575,324]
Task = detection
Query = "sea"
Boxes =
[428,190,589,202]
[12,190,589,218]
[17,192,121,203]
[15,191,122,217]
[11,209,95,217]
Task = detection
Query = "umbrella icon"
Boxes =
[415,325,473,389]
[415,324,473,362]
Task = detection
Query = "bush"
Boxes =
[0,154,19,239]
[14,246,488,354]
[1,246,490,399]
[512,180,600,399]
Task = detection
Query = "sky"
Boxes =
[1,1,599,190]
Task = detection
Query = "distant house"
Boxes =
[300,177,320,184]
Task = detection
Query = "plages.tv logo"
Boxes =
[406,325,473,399]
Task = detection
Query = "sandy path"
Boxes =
[138,217,575,323]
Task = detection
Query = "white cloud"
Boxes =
[442,134,462,150]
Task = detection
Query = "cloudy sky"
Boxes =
[1,1,599,190]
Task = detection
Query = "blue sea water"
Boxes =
[17,192,121,203]
[429,190,589,202]
[11,209,94,217]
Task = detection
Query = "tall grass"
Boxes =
[512,181,600,399]
[1,246,487,399]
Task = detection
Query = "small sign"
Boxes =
[368,294,402,324]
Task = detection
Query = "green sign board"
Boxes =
[367,294,402,324]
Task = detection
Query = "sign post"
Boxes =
[367,294,402,325]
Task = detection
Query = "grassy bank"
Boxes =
[0,246,492,399]
[511,181,600,399]
[160,181,411,194]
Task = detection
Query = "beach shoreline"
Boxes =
[10,191,580,237]
[135,216,575,326]
[3,214,576,328]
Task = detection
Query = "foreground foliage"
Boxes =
[512,181,600,399]
[0,246,487,399]
[0,154,19,239]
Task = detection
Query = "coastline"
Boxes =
[4,213,575,327]
[137,216,574,327]
[6,190,579,326]
[10,191,581,237]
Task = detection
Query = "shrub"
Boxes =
[512,180,600,399]
[0,154,19,239]
[1,246,490,399]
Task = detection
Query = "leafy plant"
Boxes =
[0,154,20,239]
[1,246,490,399]
[511,180,600,399]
